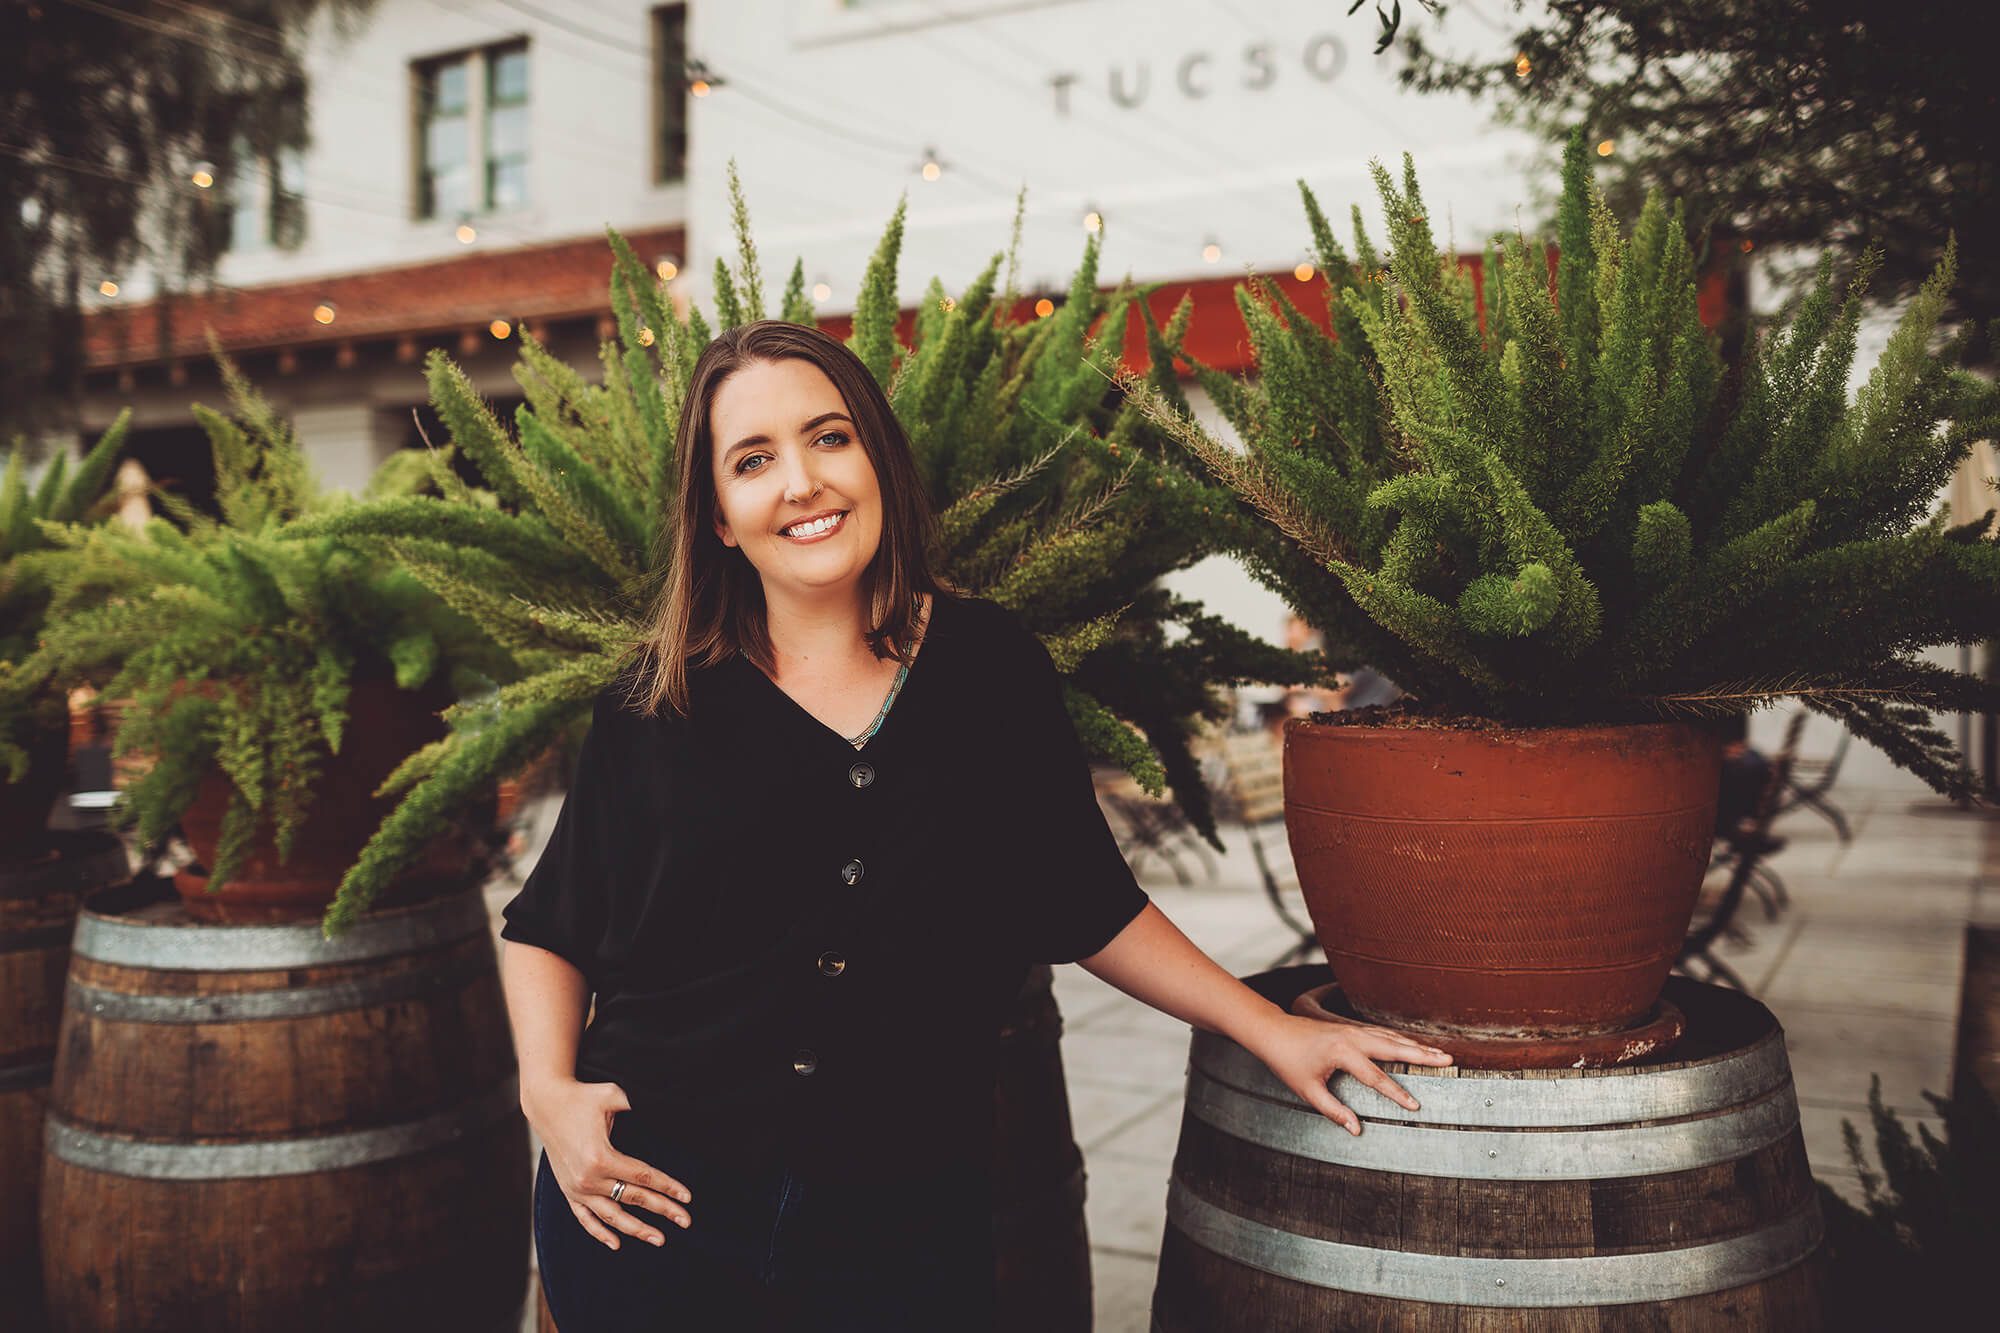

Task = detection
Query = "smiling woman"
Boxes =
[496,321,1452,1332]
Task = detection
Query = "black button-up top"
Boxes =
[499,593,1150,1183]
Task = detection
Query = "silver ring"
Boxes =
[610,1180,627,1204]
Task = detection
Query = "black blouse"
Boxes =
[499,592,1151,1183]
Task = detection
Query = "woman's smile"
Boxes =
[779,509,848,542]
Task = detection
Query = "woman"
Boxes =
[500,320,1451,1331]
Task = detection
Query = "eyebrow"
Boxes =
[722,411,854,460]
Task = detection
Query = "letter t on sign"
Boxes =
[1049,71,1078,116]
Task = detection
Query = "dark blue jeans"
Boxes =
[533,1112,995,1332]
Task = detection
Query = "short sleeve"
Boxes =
[498,689,628,989]
[999,617,1151,965]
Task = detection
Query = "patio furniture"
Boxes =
[1093,766,1217,887]
[1213,729,1317,966]
[1679,715,1804,989]
[1777,725,1853,843]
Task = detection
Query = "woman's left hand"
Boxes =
[1245,1011,1454,1135]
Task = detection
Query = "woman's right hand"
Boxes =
[525,1078,693,1251]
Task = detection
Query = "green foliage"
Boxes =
[309,173,1293,931]
[1126,129,2000,797]
[1816,1075,1999,1328]
[0,414,130,783]
[28,359,507,890]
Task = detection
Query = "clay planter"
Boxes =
[173,676,461,922]
[1,693,71,860]
[1283,718,1722,1052]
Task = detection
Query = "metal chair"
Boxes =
[1094,766,1217,887]
[1213,729,1318,966]
[1777,725,1853,843]
[1680,715,1802,988]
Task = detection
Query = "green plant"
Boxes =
[25,355,509,888]
[1815,1075,1998,1327]
[1123,128,2000,796]
[296,168,1311,932]
[0,415,129,784]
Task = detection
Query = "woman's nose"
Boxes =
[778,451,820,502]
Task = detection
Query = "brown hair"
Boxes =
[621,320,943,718]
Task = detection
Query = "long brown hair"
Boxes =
[622,320,943,718]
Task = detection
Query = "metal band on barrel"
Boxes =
[1190,1026,1792,1128]
[45,1075,519,1180]
[0,1059,54,1093]
[1167,1183,1822,1307]
[70,891,489,971]
[1185,1067,1798,1180]
[65,946,493,1024]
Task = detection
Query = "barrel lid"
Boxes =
[70,885,490,971]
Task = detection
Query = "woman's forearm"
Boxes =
[500,939,591,1111]
[1077,902,1289,1051]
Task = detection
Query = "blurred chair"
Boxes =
[1776,726,1853,843]
[1213,728,1317,965]
[1679,713,1804,989]
[1093,765,1216,887]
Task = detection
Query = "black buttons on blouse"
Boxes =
[839,858,864,887]
[848,762,875,789]
[818,951,846,977]
[792,1049,818,1077]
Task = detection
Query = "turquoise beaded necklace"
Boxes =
[843,661,910,748]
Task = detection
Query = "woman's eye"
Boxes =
[735,454,768,474]
[815,431,849,448]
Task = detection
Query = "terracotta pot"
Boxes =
[1284,718,1721,1043]
[0,692,70,861]
[173,676,463,922]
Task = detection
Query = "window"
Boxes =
[653,5,688,185]
[415,40,529,220]
[222,137,307,253]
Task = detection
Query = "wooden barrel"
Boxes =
[1153,966,1825,1330]
[40,884,528,1333]
[1,833,130,1321]
[532,962,1093,1332]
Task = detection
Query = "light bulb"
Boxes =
[690,79,711,97]
[489,319,512,339]
[656,257,679,281]
[921,160,941,182]
[312,302,337,325]
[1515,53,1531,78]
[191,162,216,189]
[1034,298,1055,318]
[1596,139,1615,157]
[456,222,477,244]
[1293,263,1315,282]
[637,326,656,346]
[1083,211,1103,234]
[812,282,831,302]
[98,279,120,297]
[1202,242,1222,263]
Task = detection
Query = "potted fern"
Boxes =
[1125,130,2000,1065]
[29,357,512,921]
[299,169,1308,935]
[0,420,129,858]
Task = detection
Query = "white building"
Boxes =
[78,0,1540,640]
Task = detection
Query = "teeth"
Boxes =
[784,513,842,537]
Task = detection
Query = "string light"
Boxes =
[1514,53,1531,78]
[190,162,216,189]
[920,147,942,182]
[98,279,120,297]
[456,221,477,244]
[1293,263,1315,282]
[1083,210,1103,234]
[940,296,956,312]
[656,256,680,281]
[812,281,832,302]
[1596,139,1615,157]
[637,325,656,346]
[489,319,512,339]
[1034,297,1055,318]
[690,78,711,97]
[1202,241,1222,263]
[312,302,337,325]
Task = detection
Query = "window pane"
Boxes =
[490,45,529,104]
[487,102,528,162]
[487,158,527,212]
[271,146,306,249]
[418,54,470,219]
[429,59,467,115]
[656,4,687,184]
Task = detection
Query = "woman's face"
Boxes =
[709,357,884,600]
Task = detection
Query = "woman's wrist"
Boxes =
[518,1069,581,1119]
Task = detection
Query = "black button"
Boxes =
[792,1049,818,1077]
[818,951,846,977]
[839,859,864,886]
[848,762,875,789]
